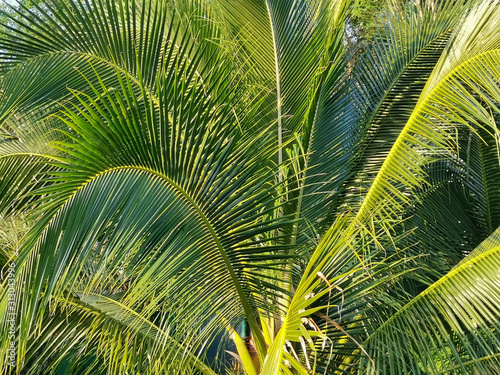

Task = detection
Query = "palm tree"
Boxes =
[1,0,500,373]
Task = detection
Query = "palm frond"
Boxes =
[302,0,468,236]
[347,0,500,246]
[361,235,500,374]
[261,215,421,374]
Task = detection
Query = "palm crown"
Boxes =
[1,0,500,373]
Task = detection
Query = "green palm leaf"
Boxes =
[2,0,500,373]
[347,0,500,240]
[361,233,500,374]
[303,0,467,236]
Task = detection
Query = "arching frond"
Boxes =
[361,233,500,374]
[347,0,500,245]
[303,0,468,236]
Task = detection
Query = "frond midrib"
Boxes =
[264,0,283,175]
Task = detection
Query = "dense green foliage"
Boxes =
[1,0,500,373]
[349,0,394,46]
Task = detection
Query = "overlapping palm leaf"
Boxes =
[345,0,500,244]
[1,0,500,374]
[360,230,500,374]
[259,1,500,373]
[0,0,293,372]
[302,0,468,236]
